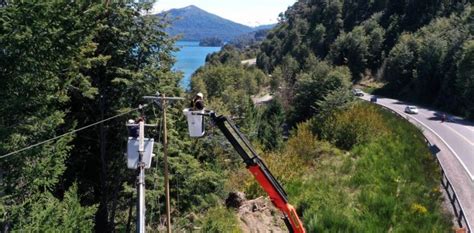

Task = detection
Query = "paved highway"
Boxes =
[361,93,474,230]
[241,58,257,66]
[360,94,474,181]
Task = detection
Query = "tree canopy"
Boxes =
[257,0,472,118]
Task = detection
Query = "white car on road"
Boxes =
[352,89,364,96]
[405,105,419,114]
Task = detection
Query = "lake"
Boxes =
[173,41,221,89]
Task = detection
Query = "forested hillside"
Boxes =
[258,0,473,119]
[189,40,451,232]
[0,1,466,232]
[160,5,254,41]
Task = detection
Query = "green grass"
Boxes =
[199,206,241,233]
[253,103,451,232]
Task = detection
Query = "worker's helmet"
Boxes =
[128,119,135,124]
[196,92,204,98]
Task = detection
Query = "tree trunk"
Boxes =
[96,94,110,232]
[125,192,134,233]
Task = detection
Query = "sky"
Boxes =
[151,0,297,27]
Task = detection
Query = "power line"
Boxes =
[0,104,148,159]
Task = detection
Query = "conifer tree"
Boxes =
[0,2,100,230]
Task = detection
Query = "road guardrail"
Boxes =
[368,101,472,232]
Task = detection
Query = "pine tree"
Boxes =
[61,2,180,231]
[0,2,100,230]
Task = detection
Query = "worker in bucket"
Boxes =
[191,92,205,111]
[127,117,144,138]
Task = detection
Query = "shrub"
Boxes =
[200,206,240,233]
[317,102,388,150]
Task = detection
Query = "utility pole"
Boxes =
[162,95,171,233]
[137,120,146,233]
[143,93,184,233]
[126,112,156,233]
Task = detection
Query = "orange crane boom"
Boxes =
[208,112,305,233]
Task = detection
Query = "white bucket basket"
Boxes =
[183,108,205,137]
[126,137,155,169]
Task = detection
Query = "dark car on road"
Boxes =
[370,96,377,102]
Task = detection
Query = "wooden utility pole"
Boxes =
[161,94,171,233]
[143,93,184,233]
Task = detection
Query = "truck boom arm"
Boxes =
[209,112,305,233]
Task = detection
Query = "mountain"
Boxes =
[253,24,276,31]
[160,5,255,41]
[229,28,272,49]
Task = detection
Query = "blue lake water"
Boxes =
[173,41,221,89]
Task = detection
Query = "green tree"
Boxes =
[0,2,100,231]
[205,45,242,66]
[191,64,267,106]
[257,98,286,150]
[291,61,351,124]
[11,185,97,232]
[269,67,283,93]
[317,103,388,150]
[62,2,181,231]
[342,0,387,31]
[328,27,369,80]
[384,33,418,92]
[315,86,354,122]
[363,14,386,70]
[456,40,474,118]
[382,9,471,116]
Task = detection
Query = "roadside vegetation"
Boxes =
[0,0,462,232]
[258,1,472,119]
[205,102,450,231]
[191,44,451,230]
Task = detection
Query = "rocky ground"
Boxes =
[226,192,287,232]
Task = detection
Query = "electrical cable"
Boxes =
[0,104,148,159]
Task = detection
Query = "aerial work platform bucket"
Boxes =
[126,138,155,169]
[183,108,205,137]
